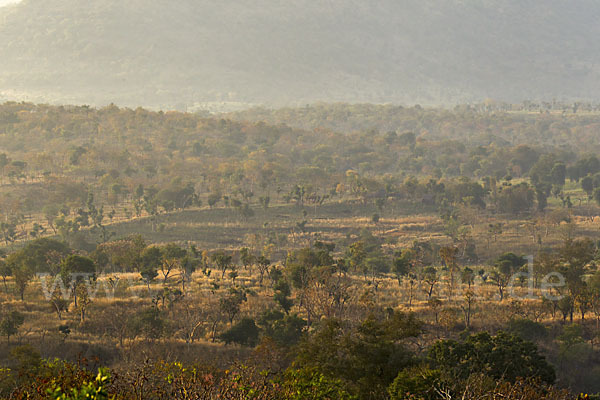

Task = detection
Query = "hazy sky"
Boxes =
[0,0,20,6]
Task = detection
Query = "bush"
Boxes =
[219,318,260,347]
[429,331,555,385]
[388,366,442,400]
[507,318,548,342]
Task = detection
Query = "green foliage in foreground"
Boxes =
[0,321,581,400]
[429,331,556,385]
[48,368,111,400]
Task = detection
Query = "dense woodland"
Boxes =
[1,102,600,398]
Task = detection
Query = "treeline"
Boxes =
[1,102,600,245]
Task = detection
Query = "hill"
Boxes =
[1,0,600,108]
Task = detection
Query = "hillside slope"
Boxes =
[1,0,600,108]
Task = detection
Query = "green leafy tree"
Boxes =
[48,368,111,400]
[0,260,11,292]
[388,366,442,400]
[273,278,294,313]
[0,311,24,343]
[428,331,555,385]
[392,250,412,285]
[128,307,165,342]
[594,187,600,206]
[495,182,535,214]
[283,367,356,400]
[295,312,422,398]
[507,318,548,342]
[60,255,96,308]
[581,175,594,198]
[258,309,306,347]
[10,263,33,301]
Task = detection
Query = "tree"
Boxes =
[535,183,550,212]
[287,246,335,325]
[283,367,355,400]
[581,175,594,198]
[219,317,260,347]
[461,267,475,288]
[75,285,91,322]
[294,312,422,398]
[10,263,33,301]
[140,266,158,292]
[60,255,96,308]
[422,266,438,300]
[273,278,293,313]
[550,162,566,186]
[429,331,555,384]
[239,247,254,271]
[180,255,198,293]
[211,250,233,279]
[594,187,600,206]
[207,193,221,208]
[0,260,11,293]
[219,287,247,324]
[255,255,271,285]
[392,250,412,286]
[439,246,458,296]
[489,253,526,301]
[388,366,441,400]
[507,318,548,342]
[128,307,165,342]
[259,196,270,209]
[257,309,306,346]
[48,367,111,400]
[460,290,476,329]
[9,238,70,277]
[0,221,16,245]
[559,238,595,321]
[495,183,535,214]
[0,311,24,343]
[160,243,186,284]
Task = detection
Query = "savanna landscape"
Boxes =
[2,0,600,398]
[0,101,599,399]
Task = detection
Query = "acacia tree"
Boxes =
[211,250,233,279]
[489,253,526,301]
[255,255,271,285]
[180,255,199,294]
[160,243,186,284]
[439,246,458,297]
[460,290,476,329]
[239,247,255,272]
[422,266,439,300]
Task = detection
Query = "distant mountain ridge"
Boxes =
[1,0,600,109]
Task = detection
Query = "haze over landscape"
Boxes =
[3,2,600,399]
[1,0,600,109]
